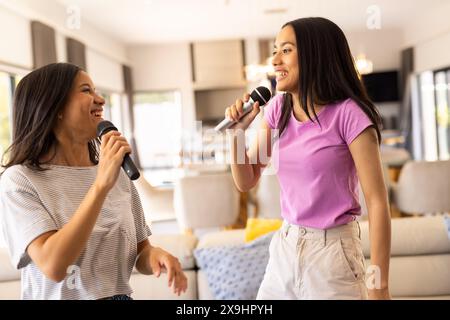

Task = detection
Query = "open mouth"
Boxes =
[276,71,288,81]
[90,109,103,118]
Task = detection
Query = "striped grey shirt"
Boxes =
[0,164,151,300]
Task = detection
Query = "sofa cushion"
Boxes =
[378,254,450,297]
[130,270,197,300]
[196,229,245,249]
[174,174,240,229]
[194,233,273,300]
[360,216,450,257]
[197,270,214,300]
[0,280,21,300]
[149,234,198,270]
[245,218,282,242]
[199,217,450,258]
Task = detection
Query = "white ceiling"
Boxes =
[57,0,448,44]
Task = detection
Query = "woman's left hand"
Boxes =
[368,288,391,300]
[149,247,188,296]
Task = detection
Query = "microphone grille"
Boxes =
[97,120,117,138]
[250,86,272,106]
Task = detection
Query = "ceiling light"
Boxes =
[355,54,373,75]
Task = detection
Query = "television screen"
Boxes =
[362,71,399,102]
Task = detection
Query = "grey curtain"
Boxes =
[66,37,87,70]
[31,21,57,69]
[399,47,415,153]
[123,65,141,168]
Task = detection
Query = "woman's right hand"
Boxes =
[94,131,132,192]
[225,93,261,131]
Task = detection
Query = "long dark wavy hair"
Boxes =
[1,63,99,172]
[277,17,382,142]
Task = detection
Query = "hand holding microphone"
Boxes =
[215,86,271,132]
[95,121,140,192]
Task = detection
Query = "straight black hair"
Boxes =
[278,17,382,142]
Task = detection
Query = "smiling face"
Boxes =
[272,25,299,94]
[55,71,105,141]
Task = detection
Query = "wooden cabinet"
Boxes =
[191,39,246,89]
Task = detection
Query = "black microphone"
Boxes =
[96,120,140,181]
[214,86,272,132]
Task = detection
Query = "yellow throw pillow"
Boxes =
[245,218,283,243]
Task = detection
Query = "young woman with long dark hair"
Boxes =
[0,63,187,300]
[225,17,391,299]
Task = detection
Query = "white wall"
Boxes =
[413,32,450,73]
[0,0,128,64]
[403,1,450,48]
[127,43,196,131]
[402,1,450,72]
[0,5,32,69]
[55,32,67,64]
[86,49,124,92]
[345,28,404,72]
[0,0,127,92]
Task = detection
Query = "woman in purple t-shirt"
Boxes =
[225,17,391,299]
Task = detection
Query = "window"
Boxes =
[0,71,20,248]
[435,71,450,160]
[133,91,182,185]
[414,68,450,161]
[0,72,14,161]
[99,91,124,132]
[419,71,438,161]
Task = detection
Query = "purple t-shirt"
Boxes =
[264,94,373,229]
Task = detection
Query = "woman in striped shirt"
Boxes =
[0,63,187,300]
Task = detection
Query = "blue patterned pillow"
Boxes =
[194,232,273,300]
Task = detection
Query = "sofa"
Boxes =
[1,171,450,300]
